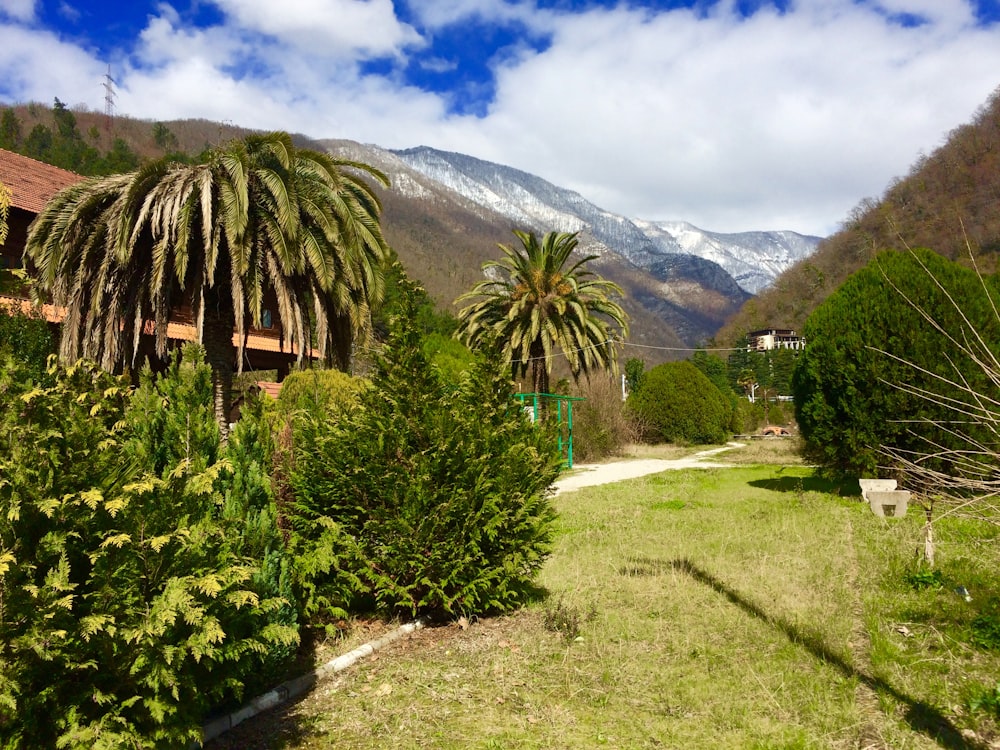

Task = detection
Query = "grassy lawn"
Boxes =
[207,443,1000,749]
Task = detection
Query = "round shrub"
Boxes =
[793,248,1000,476]
[627,360,732,444]
[277,368,366,420]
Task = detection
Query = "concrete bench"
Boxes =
[859,478,897,499]
[867,490,909,518]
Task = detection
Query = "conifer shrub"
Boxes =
[0,301,55,382]
[288,305,562,618]
[277,368,366,422]
[0,350,297,749]
[626,360,732,444]
[792,248,1000,476]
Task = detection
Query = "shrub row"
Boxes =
[0,309,561,747]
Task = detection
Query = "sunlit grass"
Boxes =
[207,459,1000,750]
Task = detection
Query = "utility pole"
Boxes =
[102,64,116,131]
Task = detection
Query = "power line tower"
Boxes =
[102,64,116,131]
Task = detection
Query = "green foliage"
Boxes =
[376,258,459,340]
[6,100,140,176]
[969,682,1000,719]
[730,397,760,434]
[127,344,220,475]
[277,368,366,423]
[0,302,56,382]
[971,609,1000,650]
[624,357,645,395]
[0,109,21,151]
[903,566,945,590]
[0,352,297,748]
[288,299,561,618]
[691,350,732,396]
[627,360,732,444]
[456,229,629,395]
[423,332,476,383]
[792,248,1000,476]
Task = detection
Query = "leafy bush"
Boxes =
[627,360,732,444]
[288,307,562,618]
[0,301,55,382]
[0,351,297,749]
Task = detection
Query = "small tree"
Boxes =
[288,288,562,618]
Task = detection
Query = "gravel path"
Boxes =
[552,442,745,494]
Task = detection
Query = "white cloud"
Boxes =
[0,24,106,104]
[427,0,1000,234]
[209,0,422,58]
[0,0,998,236]
[0,0,36,23]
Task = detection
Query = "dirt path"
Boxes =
[552,442,744,494]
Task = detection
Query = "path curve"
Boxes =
[553,442,745,495]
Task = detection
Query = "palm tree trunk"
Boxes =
[531,344,549,395]
[203,308,235,441]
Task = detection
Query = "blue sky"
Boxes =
[1,0,999,235]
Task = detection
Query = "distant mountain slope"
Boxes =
[391,146,819,295]
[634,220,820,295]
[0,100,820,355]
[717,86,1000,346]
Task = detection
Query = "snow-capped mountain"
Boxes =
[634,220,821,295]
[390,146,822,294]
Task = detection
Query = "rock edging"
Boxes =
[200,618,427,746]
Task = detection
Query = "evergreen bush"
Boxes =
[288,303,562,618]
[626,360,732,444]
[277,368,366,422]
[0,350,297,749]
[792,248,1000,476]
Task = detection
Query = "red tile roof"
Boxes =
[0,148,84,213]
[255,381,283,400]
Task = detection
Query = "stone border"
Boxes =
[200,618,426,745]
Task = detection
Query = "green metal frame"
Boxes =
[513,392,586,468]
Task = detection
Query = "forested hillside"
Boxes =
[717,85,1000,345]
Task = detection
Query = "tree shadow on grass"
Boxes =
[630,555,986,750]
[748,473,857,497]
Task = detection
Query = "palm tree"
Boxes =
[456,229,629,394]
[24,132,390,435]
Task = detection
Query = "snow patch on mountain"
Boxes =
[390,146,822,294]
[634,220,821,294]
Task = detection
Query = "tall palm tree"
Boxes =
[456,229,629,394]
[24,132,390,435]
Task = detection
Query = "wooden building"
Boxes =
[0,148,306,381]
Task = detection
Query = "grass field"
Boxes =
[207,442,1000,749]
